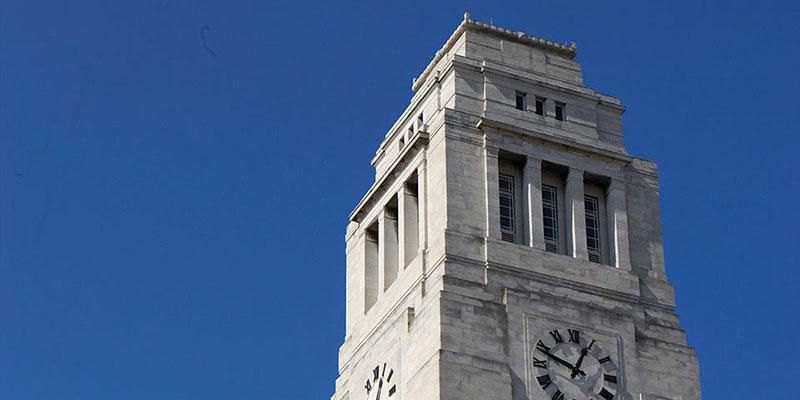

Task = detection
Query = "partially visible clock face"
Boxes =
[532,328,619,400]
[364,363,396,400]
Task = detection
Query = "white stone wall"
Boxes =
[334,17,700,400]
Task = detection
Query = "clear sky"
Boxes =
[1,1,798,399]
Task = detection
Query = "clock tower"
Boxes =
[332,14,701,400]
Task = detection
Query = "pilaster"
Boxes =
[484,141,501,241]
[417,163,428,262]
[607,178,632,270]
[566,168,588,260]
[523,157,545,250]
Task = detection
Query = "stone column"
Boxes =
[606,178,632,270]
[364,228,379,311]
[397,189,406,271]
[484,143,501,240]
[398,183,419,268]
[565,168,588,260]
[416,164,427,261]
[523,157,545,250]
[379,208,399,291]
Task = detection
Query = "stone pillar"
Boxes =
[397,189,406,271]
[484,143,501,240]
[416,164,427,261]
[606,178,632,270]
[364,228,379,311]
[523,157,545,250]
[566,168,588,260]
[379,208,399,291]
[398,183,419,268]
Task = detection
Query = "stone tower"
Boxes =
[332,14,701,400]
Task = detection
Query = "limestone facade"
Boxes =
[333,14,701,400]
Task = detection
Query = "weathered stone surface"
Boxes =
[334,15,700,400]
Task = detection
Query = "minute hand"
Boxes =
[571,347,589,378]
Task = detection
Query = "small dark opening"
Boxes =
[515,92,526,111]
[555,103,565,121]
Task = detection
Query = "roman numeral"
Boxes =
[532,357,547,368]
[549,329,564,344]
[373,366,380,381]
[598,356,611,364]
[536,340,551,353]
[388,385,396,397]
[604,374,617,384]
[598,387,615,400]
[537,374,552,389]
[387,369,394,383]
[568,329,580,343]
[364,379,372,394]
[552,389,565,400]
[382,363,387,377]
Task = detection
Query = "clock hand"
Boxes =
[541,349,579,372]
[375,379,383,400]
[571,347,589,379]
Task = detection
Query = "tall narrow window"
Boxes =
[499,174,516,243]
[535,97,545,116]
[515,91,527,111]
[542,185,559,253]
[584,195,601,263]
[417,113,424,130]
[555,102,565,121]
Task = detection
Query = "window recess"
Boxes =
[584,195,601,263]
[542,184,560,253]
[515,91,527,111]
[534,97,545,116]
[499,174,516,243]
[555,102,565,121]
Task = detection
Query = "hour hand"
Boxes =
[375,379,383,400]
[541,350,577,371]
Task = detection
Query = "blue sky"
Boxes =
[1,1,798,399]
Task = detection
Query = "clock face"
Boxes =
[532,328,619,400]
[364,363,396,400]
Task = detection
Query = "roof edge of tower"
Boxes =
[412,13,578,93]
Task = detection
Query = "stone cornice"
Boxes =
[476,115,633,164]
[412,12,577,93]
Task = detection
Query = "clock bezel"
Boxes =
[527,325,624,400]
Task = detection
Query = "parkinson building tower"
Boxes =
[332,14,701,400]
